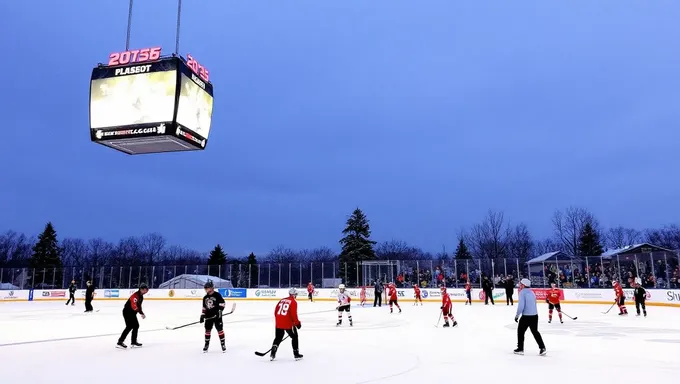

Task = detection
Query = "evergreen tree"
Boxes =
[453,239,472,259]
[30,222,63,287]
[338,208,376,286]
[578,222,604,256]
[247,252,259,288]
[207,244,227,265]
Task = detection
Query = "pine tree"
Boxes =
[207,244,227,265]
[30,222,63,287]
[578,222,604,256]
[338,208,376,286]
[453,239,472,259]
[247,252,259,288]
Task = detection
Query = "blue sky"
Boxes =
[1,1,679,255]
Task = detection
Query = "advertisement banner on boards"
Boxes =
[217,288,247,298]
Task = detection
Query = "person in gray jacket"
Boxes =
[514,278,546,356]
[373,280,383,307]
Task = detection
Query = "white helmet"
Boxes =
[339,284,345,290]
[289,287,297,296]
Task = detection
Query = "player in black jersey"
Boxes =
[633,278,647,317]
[116,283,149,349]
[201,280,227,353]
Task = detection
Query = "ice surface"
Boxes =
[1,299,678,383]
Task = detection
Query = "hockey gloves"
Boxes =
[218,310,223,319]
[200,315,205,323]
[514,316,519,323]
[296,323,302,330]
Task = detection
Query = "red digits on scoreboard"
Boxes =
[186,54,210,82]
[107,47,162,66]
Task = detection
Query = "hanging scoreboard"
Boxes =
[89,47,214,155]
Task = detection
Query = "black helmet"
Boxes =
[204,280,214,289]
[139,283,149,290]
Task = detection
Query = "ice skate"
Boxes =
[539,348,547,356]
[513,348,524,355]
[270,345,278,361]
[452,321,458,327]
[221,342,226,353]
[293,349,303,361]
[443,322,450,327]
[203,342,209,353]
[131,342,142,348]
[116,341,127,350]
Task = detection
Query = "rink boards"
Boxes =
[1,287,679,307]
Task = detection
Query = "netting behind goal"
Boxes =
[361,260,400,286]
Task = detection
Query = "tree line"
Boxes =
[1,206,679,274]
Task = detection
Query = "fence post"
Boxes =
[663,253,669,288]
[322,262,325,283]
[299,263,302,287]
[278,264,281,288]
[310,262,313,286]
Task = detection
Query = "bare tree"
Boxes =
[375,240,426,261]
[552,207,600,256]
[301,247,337,262]
[140,233,166,264]
[61,238,88,266]
[267,245,300,263]
[606,226,642,249]
[533,238,561,256]
[467,210,510,259]
[113,237,140,265]
[644,225,680,250]
[0,231,34,267]
[507,223,533,261]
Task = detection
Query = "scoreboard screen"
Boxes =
[89,48,214,155]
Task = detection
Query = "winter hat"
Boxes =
[520,278,531,287]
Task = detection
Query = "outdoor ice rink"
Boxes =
[1,299,678,384]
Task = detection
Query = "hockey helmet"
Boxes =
[440,285,447,292]
[139,283,149,290]
[635,277,642,285]
[339,284,346,290]
[204,280,214,289]
[289,287,298,296]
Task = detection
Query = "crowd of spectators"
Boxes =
[389,258,680,289]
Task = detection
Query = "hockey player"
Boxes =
[633,278,647,317]
[387,282,402,313]
[116,283,148,349]
[465,281,472,305]
[546,283,563,324]
[336,284,353,326]
[200,280,227,353]
[65,280,76,306]
[413,284,423,306]
[271,288,303,361]
[84,280,95,313]
[440,286,458,327]
[307,282,314,302]
[360,286,366,307]
[613,280,628,315]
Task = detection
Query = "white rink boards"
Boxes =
[0,300,678,384]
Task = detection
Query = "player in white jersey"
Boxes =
[336,284,353,327]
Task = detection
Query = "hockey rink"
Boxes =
[1,299,678,383]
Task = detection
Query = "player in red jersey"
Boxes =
[387,283,402,313]
[306,282,314,302]
[413,284,423,306]
[360,286,366,306]
[271,288,303,361]
[613,281,628,315]
[440,286,457,327]
[545,283,563,324]
[464,281,472,305]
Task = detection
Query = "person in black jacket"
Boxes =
[117,283,148,349]
[504,275,515,306]
[482,276,495,305]
[84,280,95,313]
[373,280,383,307]
[65,280,76,306]
[633,279,647,317]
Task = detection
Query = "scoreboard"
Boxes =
[89,48,214,155]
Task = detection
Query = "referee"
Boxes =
[514,278,546,356]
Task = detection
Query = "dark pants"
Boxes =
[308,292,313,302]
[118,311,139,343]
[205,317,225,344]
[66,293,75,305]
[635,299,646,314]
[484,290,494,305]
[374,292,382,307]
[506,290,514,305]
[517,315,545,351]
[85,299,93,312]
[273,327,299,351]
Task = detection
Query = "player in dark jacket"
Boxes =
[84,280,95,312]
[201,280,227,353]
[116,283,148,349]
[633,278,647,317]
[65,280,76,306]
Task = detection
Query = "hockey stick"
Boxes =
[166,303,236,330]
[254,327,299,357]
[434,311,442,328]
[602,302,616,314]
[561,311,577,320]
